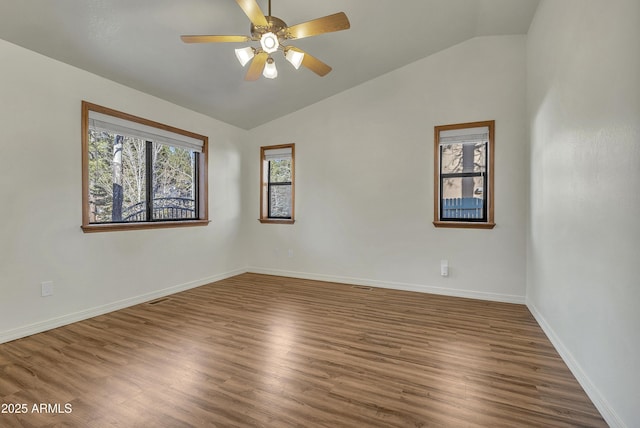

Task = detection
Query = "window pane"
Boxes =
[269,185,292,218]
[441,142,486,174]
[270,159,291,183]
[441,177,485,220]
[152,143,197,220]
[442,176,485,199]
[88,131,147,223]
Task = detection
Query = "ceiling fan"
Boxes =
[181,0,350,81]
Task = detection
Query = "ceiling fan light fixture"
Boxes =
[285,48,304,69]
[263,57,278,79]
[181,1,351,81]
[260,32,279,54]
[234,46,255,67]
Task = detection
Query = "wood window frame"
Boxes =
[81,101,209,233]
[433,120,495,229]
[259,143,295,224]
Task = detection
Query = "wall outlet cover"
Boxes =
[41,281,54,297]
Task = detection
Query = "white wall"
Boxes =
[244,36,529,303]
[2,5,637,424]
[0,39,247,342]
[527,1,640,426]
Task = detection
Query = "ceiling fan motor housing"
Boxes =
[251,16,288,41]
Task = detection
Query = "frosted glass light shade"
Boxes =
[235,47,254,67]
[260,32,279,53]
[285,49,304,69]
[263,58,278,79]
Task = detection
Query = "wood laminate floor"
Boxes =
[1,273,606,427]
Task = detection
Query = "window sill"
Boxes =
[433,221,495,230]
[258,219,295,225]
[81,219,210,233]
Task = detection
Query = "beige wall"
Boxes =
[244,36,529,303]
[527,1,640,426]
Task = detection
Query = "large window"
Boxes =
[434,120,495,229]
[81,101,209,232]
[260,144,295,224]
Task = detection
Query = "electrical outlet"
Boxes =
[288,249,293,258]
[41,281,54,297]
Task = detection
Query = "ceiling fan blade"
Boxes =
[286,12,350,40]
[181,35,251,43]
[245,52,268,81]
[289,47,332,76]
[236,0,268,27]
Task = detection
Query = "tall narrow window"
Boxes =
[81,101,209,232]
[260,144,295,224]
[434,120,495,229]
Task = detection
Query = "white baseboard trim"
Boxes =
[247,267,525,304]
[526,300,625,428]
[0,267,247,345]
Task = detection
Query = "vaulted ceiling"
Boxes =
[0,0,539,129]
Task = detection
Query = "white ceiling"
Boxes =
[0,0,539,129]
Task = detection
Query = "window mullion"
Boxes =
[267,161,272,218]
[483,142,489,220]
[441,172,483,179]
[145,141,153,221]
[194,152,200,219]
